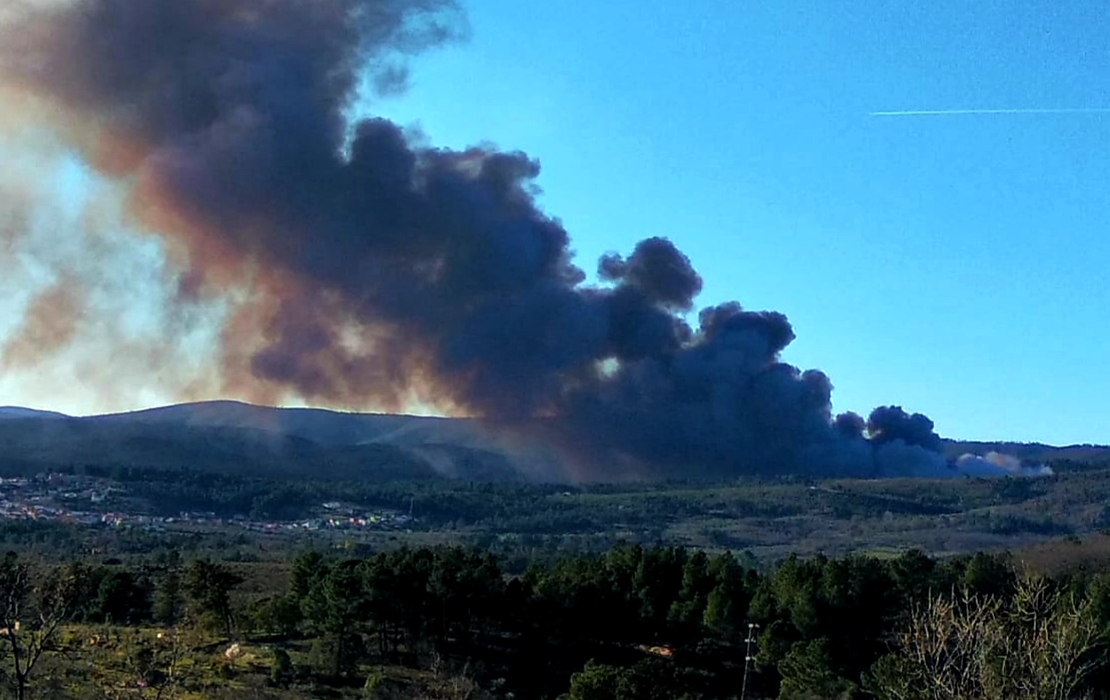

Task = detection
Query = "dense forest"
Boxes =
[0,542,1106,699]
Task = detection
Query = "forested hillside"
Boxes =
[0,543,1106,699]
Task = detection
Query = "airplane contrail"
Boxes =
[871,107,1110,117]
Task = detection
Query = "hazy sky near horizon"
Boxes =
[2,0,1109,445]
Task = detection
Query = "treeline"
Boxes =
[39,462,1093,537]
[34,463,1022,527]
[44,465,590,525]
[271,545,1110,699]
[33,465,751,532]
[1,544,1109,698]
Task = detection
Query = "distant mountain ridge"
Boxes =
[0,401,523,482]
[0,401,1106,482]
[0,406,69,420]
[941,439,1110,468]
[91,400,495,448]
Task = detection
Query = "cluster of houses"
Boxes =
[0,474,117,525]
[0,474,415,534]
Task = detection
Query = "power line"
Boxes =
[741,622,760,700]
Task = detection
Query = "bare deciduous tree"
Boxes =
[868,576,1104,700]
[0,552,78,700]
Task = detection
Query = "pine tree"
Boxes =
[152,570,183,625]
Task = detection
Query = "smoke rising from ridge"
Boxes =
[0,0,955,479]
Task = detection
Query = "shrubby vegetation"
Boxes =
[14,453,1110,570]
[21,461,1110,560]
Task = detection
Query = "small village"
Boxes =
[0,473,416,533]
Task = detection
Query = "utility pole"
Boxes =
[740,622,759,700]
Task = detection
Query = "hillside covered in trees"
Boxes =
[0,542,1106,699]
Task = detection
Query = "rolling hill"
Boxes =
[0,401,1107,483]
[92,400,494,448]
[941,439,1110,470]
[0,401,522,482]
[0,406,69,420]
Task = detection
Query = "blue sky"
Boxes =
[362,0,1110,445]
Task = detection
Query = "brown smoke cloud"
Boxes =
[1,282,81,369]
[0,0,953,478]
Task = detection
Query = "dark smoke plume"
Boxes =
[0,0,952,479]
[865,406,943,452]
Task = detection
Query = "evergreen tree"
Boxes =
[153,570,183,625]
[182,559,243,638]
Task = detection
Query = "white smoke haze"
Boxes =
[955,451,1054,478]
[0,126,228,415]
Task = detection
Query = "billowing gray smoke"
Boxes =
[0,0,952,479]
